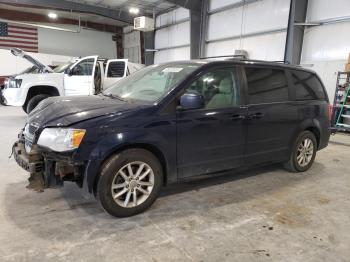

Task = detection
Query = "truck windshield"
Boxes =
[103,63,200,103]
[53,62,73,73]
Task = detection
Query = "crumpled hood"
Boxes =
[28,95,148,127]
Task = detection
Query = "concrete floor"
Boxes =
[0,105,350,262]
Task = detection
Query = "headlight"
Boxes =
[37,128,86,152]
[7,79,22,88]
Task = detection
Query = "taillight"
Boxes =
[328,104,333,122]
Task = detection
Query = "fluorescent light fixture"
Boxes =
[129,7,139,14]
[48,12,58,19]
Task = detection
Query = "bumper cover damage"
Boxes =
[13,134,84,192]
[13,140,45,192]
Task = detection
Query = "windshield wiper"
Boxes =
[102,93,127,102]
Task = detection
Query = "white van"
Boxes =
[2,48,144,113]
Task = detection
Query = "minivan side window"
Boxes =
[291,70,326,100]
[245,67,288,104]
[185,68,240,109]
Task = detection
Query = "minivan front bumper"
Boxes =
[13,140,43,173]
[12,132,86,192]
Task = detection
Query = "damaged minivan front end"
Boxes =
[13,123,86,192]
[11,94,150,194]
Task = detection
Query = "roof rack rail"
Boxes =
[199,55,246,60]
[271,60,290,64]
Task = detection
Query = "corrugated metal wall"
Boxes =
[154,0,290,63]
[301,0,350,99]
[154,8,190,64]
[205,0,290,60]
[123,26,142,64]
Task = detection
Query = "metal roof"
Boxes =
[67,0,177,15]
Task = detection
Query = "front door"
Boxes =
[176,67,247,178]
[64,56,98,96]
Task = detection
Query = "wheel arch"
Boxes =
[290,119,322,151]
[304,126,320,148]
[92,143,168,196]
[24,85,60,107]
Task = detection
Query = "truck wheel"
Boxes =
[26,94,49,113]
[97,149,163,217]
[284,131,317,172]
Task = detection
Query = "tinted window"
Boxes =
[71,58,94,76]
[246,67,288,104]
[291,70,326,100]
[186,68,240,109]
[107,61,126,77]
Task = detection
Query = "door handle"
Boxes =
[230,114,246,121]
[247,112,265,119]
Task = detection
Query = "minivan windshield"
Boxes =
[103,63,200,103]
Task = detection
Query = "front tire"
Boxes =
[284,131,317,172]
[97,149,163,217]
[26,94,49,114]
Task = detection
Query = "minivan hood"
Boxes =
[11,48,52,73]
[28,95,148,127]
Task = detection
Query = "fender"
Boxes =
[21,73,64,96]
[6,73,65,107]
[80,128,177,194]
[287,118,322,154]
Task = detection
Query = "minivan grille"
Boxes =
[24,122,39,153]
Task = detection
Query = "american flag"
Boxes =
[0,22,38,53]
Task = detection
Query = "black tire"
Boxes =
[284,131,317,172]
[26,94,49,113]
[22,104,27,113]
[97,149,163,217]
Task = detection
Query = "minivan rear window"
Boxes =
[291,70,326,100]
[246,67,288,104]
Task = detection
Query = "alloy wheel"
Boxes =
[111,161,155,208]
[296,138,314,167]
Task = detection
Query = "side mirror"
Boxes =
[65,67,72,76]
[179,92,204,110]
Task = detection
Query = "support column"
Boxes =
[190,0,206,59]
[284,0,308,64]
[144,31,155,65]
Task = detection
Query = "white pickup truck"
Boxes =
[2,48,144,113]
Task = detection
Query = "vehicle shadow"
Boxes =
[3,161,325,241]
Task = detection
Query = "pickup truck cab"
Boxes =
[2,48,144,113]
[12,59,330,218]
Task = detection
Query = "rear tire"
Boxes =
[97,149,163,217]
[26,94,49,114]
[284,131,317,172]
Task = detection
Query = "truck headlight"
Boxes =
[37,128,86,152]
[8,79,22,88]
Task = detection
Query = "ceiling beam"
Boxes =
[0,0,145,25]
[165,0,202,11]
[0,8,123,34]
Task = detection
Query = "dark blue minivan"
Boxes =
[13,59,330,217]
